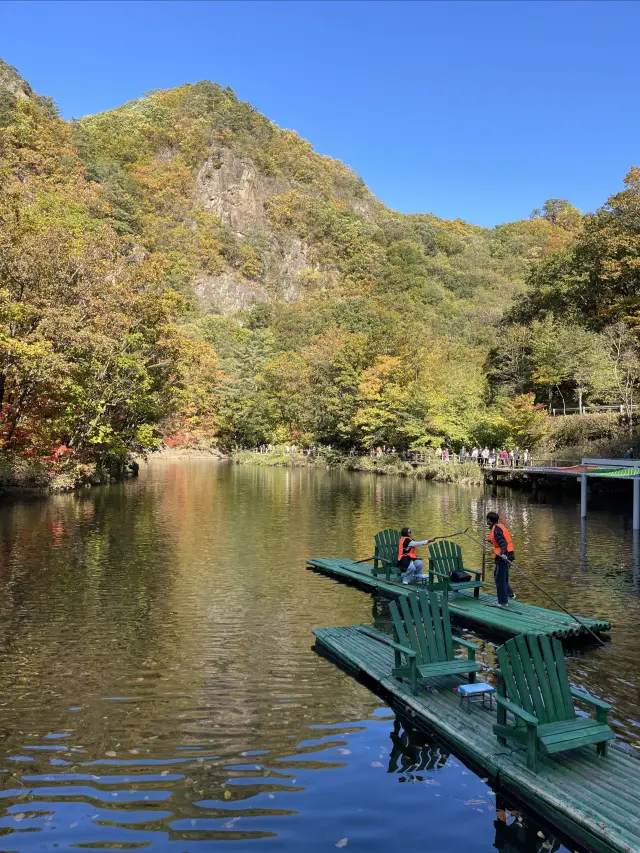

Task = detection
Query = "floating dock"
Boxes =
[313,625,639,853]
[307,558,611,640]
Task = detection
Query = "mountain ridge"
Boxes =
[8,58,629,461]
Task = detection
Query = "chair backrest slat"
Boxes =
[549,637,576,719]
[497,634,576,724]
[398,596,421,657]
[440,594,454,659]
[416,590,438,663]
[426,591,447,661]
[408,594,430,662]
[538,635,574,721]
[445,540,464,571]
[505,641,537,717]
[496,643,530,715]
[390,599,414,653]
[526,633,557,721]
[514,634,548,723]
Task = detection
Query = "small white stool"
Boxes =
[458,682,495,713]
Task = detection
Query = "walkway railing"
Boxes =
[551,404,637,416]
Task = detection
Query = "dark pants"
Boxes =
[494,554,515,605]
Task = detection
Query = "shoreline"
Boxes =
[230,448,485,484]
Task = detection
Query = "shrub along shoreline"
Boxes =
[231,448,485,484]
[0,452,140,495]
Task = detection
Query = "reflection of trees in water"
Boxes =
[387,718,450,778]
[494,796,561,853]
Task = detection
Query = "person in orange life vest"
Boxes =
[486,511,516,607]
[397,527,436,585]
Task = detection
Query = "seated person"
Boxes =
[398,527,435,584]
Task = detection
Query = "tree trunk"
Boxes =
[557,385,567,415]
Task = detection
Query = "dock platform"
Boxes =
[307,558,611,640]
[313,625,639,853]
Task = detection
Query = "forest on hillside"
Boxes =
[1,58,639,485]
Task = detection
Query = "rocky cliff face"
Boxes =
[195,148,317,310]
[0,59,31,99]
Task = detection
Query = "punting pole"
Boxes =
[354,529,469,564]
[441,520,607,647]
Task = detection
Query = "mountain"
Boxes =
[71,81,572,321]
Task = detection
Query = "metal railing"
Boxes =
[551,404,637,416]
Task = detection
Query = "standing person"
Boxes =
[623,447,634,460]
[435,445,443,461]
[486,511,516,607]
[459,446,467,464]
[471,447,479,463]
[523,448,529,467]
[443,448,450,464]
[397,527,435,585]
[513,448,520,468]
[482,447,490,465]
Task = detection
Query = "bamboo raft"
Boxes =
[313,625,640,853]
[307,558,611,640]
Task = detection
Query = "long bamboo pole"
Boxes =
[441,520,607,647]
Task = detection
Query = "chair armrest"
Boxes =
[465,568,482,579]
[570,686,612,712]
[429,569,451,580]
[354,626,416,657]
[495,695,538,726]
[452,636,477,652]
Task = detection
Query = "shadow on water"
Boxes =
[0,459,636,851]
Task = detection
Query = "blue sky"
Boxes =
[1,0,638,226]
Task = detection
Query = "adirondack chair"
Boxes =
[372,529,404,581]
[493,633,615,772]
[428,540,483,597]
[389,590,480,693]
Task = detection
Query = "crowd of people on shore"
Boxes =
[248,443,532,466]
[437,446,532,468]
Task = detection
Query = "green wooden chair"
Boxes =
[389,590,480,693]
[493,633,615,772]
[372,529,404,581]
[428,540,483,597]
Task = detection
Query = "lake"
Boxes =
[0,458,638,852]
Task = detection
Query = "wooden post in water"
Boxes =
[580,474,588,520]
[634,477,640,531]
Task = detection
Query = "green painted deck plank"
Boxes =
[307,558,611,639]
[313,625,639,853]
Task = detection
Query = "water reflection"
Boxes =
[387,718,450,776]
[0,459,636,851]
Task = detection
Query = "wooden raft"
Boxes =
[307,558,611,640]
[313,625,640,853]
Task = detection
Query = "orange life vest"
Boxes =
[488,523,514,556]
[398,536,418,562]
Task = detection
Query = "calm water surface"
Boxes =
[0,459,638,853]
